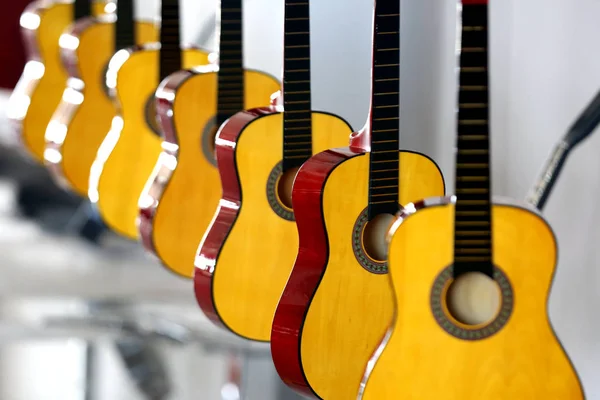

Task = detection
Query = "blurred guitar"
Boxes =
[193,0,354,341]
[270,1,445,398]
[359,2,583,398]
[45,0,159,197]
[138,0,280,279]
[527,88,600,210]
[88,0,210,239]
[7,0,107,163]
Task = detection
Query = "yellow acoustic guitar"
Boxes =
[270,2,445,399]
[7,0,106,163]
[359,2,584,399]
[193,0,354,341]
[88,0,210,239]
[45,1,159,196]
[137,0,280,278]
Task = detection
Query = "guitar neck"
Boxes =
[281,0,312,172]
[367,0,401,220]
[454,0,493,277]
[115,0,136,50]
[74,0,92,20]
[216,0,244,127]
[159,0,182,82]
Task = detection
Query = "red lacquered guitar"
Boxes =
[270,1,445,398]
[194,0,354,342]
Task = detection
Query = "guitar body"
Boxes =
[360,198,584,399]
[271,147,445,399]
[8,0,106,163]
[89,46,210,239]
[46,16,159,196]
[194,109,353,341]
[138,68,280,278]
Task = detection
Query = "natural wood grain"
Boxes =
[211,112,352,341]
[361,203,584,400]
[56,20,159,196]
[150,70,280,278]
[18,1,106,163]
[91,48,209,239]
[299,151,444,400]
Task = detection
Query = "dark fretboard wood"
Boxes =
[453,1,493,278]
[367,1,401,220]
[74,0,92,20]
[216,0,244,127]
[115,0,136,50]
[159,0,182,82]
[281,0,312,172]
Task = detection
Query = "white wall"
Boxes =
[4,0,600,398]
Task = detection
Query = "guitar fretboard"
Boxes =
[282,0,312,172]
[454,1,493,277]
[216,0,244,126]
[159,0,182,82]
[115,0,136,50]
[74,0,92,20]
[367,1,401,220]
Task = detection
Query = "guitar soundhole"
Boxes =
[144,95,162,138]
[431,266,513,340]
[200,116,218,166]
[266,162,295,221]
[352,208,390,274]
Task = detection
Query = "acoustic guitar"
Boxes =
[194,0,354,341]
[7,0,106,163]
[270,1,446,398]
[88,0,210,239]
[137,0,280,279]
[527,88,600,210]
[45,0,159,197]
[359,2,584,398]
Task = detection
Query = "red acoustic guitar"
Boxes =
[270,1,445,398]
[194,0,354,342]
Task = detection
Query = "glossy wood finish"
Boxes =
[360,201,584,399]
[271,147,445,399]
[194,108,353,341]
[45,15,159,196]
[8,0,106,163]
[88,46,209,239]
[138,68,280,279]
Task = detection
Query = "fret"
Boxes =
[455,256,492,262]
[456,176,488,181]
[284,134,311,139]
[455,211,489,217]
[159,0,182,82]
[456,230,491,235]
[284,141,311,146]
[372,175,399,181]
[454,0,492,277]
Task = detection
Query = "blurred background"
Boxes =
[0,0,599,399]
